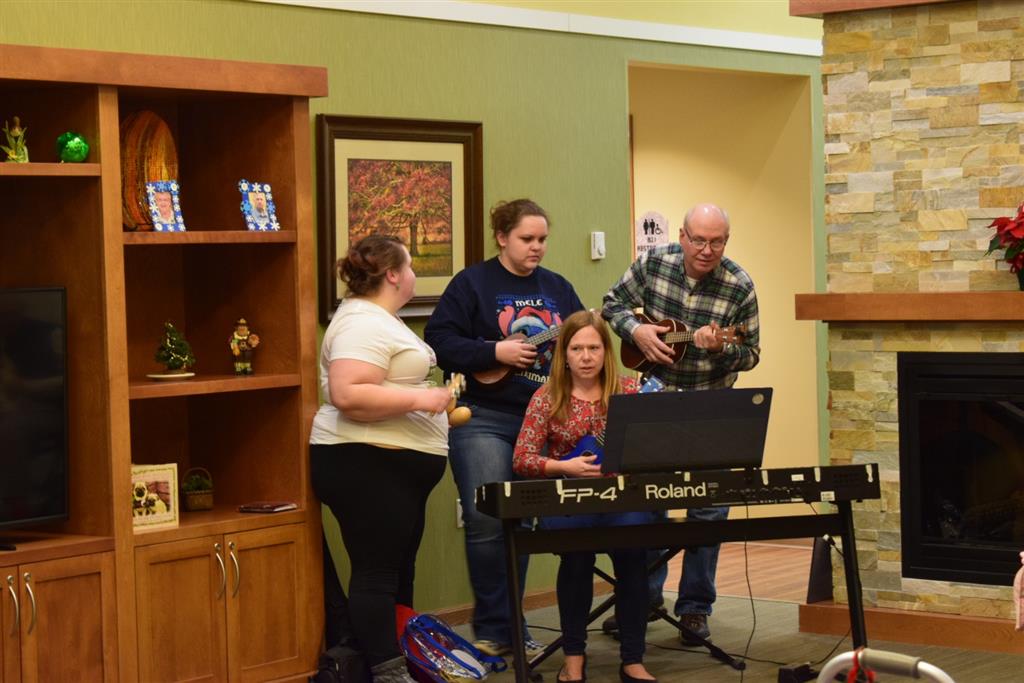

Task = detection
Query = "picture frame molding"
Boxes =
[315,115,483,322]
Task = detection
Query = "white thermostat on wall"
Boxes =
[590,231,606,260]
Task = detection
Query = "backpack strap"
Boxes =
[414,615,507,674]
[405,615,507,678]
[398,627,447,683]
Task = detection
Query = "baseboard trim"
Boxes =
[799,601,1023,654]
[434,581,614,627]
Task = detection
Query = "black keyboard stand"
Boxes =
[501,503,868,683]
[526,548,745,674]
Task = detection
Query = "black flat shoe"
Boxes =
[619,664,657,683]
[557,655,586,683]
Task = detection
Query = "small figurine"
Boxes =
[56,130,90,163]
[1,116,29,163]
[230,317,260,375]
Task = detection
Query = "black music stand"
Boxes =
[602,387,773,474]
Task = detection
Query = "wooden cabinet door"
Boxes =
[225,524,309,682]
[17,553,117,683]
[1,566,19,683]
[135,537,228,683]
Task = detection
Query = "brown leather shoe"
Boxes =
[678,613,710,644]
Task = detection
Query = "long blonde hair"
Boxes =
[546,310,622,421]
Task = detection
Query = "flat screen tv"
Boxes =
[0,287,68,539]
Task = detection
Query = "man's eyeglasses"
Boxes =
[683,228,728,252]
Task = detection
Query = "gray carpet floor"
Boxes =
[458,594,1023,682]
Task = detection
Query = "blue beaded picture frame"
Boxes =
[238,179,281,231]
[146,180,186,233]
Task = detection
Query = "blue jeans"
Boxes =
[647,506,729,616]
[540,511,652,664]
[448,405,531,645]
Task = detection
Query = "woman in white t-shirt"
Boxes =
[310,234,451,683]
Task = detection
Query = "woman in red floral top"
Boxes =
[513,310,658,683]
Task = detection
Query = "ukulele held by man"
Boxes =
[620,313,745,374]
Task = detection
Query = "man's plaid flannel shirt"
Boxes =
[601,243,760,390]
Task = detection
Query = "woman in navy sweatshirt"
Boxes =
[424,198,583,656]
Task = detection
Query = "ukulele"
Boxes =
[472,324,562,390]
[619,314,746,374]
[563,376,664,465]
[445,372,472,427]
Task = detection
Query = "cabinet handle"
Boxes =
[6,575,18,635]
[23,572,36,635]
[214,543,227,598]
[229,541,240,598]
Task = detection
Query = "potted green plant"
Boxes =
[181,467,214,511]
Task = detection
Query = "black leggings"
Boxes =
[311,442,446,666]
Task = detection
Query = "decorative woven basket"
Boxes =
[181,466,214,511]
[119,110,179,231]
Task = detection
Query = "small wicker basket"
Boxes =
[181,467,214,511]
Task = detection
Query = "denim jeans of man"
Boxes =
[646,506,730,615]
[449,405,532,645]
[539,510,652,664]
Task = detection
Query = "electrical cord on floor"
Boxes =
[646,640,790,666]
[738,501,757,682]
[811,628,852,667]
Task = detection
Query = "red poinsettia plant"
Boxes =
[986,202,1024,273]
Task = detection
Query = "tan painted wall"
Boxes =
[629,65,820,508]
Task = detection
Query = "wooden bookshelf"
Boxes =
[0,43,326,682]
[0,162,101,177]
[123,230,297,245]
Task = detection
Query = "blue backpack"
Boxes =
[398,613,507,683]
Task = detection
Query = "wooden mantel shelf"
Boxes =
[789,0,955,17]
[795,292,1024,321]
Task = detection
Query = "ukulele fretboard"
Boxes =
[663,330,696,344]
[524,325,561,346]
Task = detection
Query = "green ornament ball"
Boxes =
[56,131,90,163]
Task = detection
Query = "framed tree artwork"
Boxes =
[316,115,483,321]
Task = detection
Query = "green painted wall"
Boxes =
[2,0,822,613]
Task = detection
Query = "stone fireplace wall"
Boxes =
[822,1,1024,618]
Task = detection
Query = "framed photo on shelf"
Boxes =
[131,463,179,531]
[316,115,483,322]
[145,180,186,233]
[238,179,281,231]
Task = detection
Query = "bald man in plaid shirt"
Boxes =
[601,203,760,645]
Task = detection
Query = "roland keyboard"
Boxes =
[475,464,880,519]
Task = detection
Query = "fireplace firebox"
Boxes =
[898,352,1024,586]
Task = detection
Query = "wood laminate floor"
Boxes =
[666,541,813,603]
